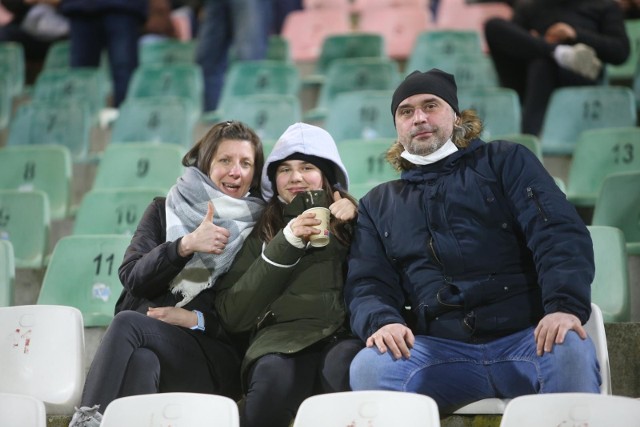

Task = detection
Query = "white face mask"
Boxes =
[400,139,458,165]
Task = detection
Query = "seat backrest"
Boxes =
[407,51,499,89]
[338,138,399,184]
[0,145,72,220]
[489,133,542,161]
[0,190,50,269]
[139,39,196,65]
[325,90,397,142]
[314,33,385,77]
[266,35,291,62]
[292,391,441,427]
[0,392,47,427]
[352,0,428,13]
[406,29,483,74]
[281,8,351,62]
[7,100,93,163]
[357,5,432,59]
[218,60,300,111]
[222,94,302,142]
[0,240,14,307]
[591,171,640,247]
[36,235,131,327]
[0,41,25,98]
[93,143,184,192]
[0,305,85,414]
[458,87,521,139]
[566,126,640,207]
[540,86,637,156]
[499,393,640,426]
[42,39,70,71]
[101,392,240,427]
[110,96,197,148]
[0,74,10,130]
[606,18,640,82]
[73,188,166,236]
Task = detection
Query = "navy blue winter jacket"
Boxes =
[345,139,594,342]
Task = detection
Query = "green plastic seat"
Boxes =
[588,225,631,322]
[406,29,483,74]
[490,133,542,161]
[606,19,640,82]
[591,171,640,255]
[0,189,50,269]
[93,143,185,192]
[37,235,131,327]
[0,240,15,306]
[305,57,402,122]
[0,41,25,99]
[0,145,72,220]
[566,127,640,208]
[73,188,166,236]
[111,96,197,148]
[266,35,290,62]
[7,100,93,163]
[0,74,10,130]
[324,90,397,143]
[458,87,521,140]
[338,138,400,186]
[139,39,196,65]
[540,86,637,156]
[218,94,302,142]
[42,39,71,70]
[406,52,498,89]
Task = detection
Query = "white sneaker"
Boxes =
[553,43,603,80]
[68,405,103,427]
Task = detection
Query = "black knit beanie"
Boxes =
[267,153,337,188]
[391,68,460,125]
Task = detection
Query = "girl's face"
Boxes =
[275,160,324,203]
[209,139,256,198]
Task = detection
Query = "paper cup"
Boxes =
[303,207,330,247]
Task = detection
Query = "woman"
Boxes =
[68,121,265,427]
[214,122,364,427]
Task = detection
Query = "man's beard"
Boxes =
[404,125,448,156]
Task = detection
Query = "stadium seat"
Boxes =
[281,8,351,62]
[139,39,196,65]
[454,302,611,414]
[73,188,166,236]
[93,143,184,193]
[0,145,72,220]
[351,0,429,14]
[0,190,50,269]
[458,87,521,139]
[324,90,397,142]
[305,57,402,121]
[101,392,240,427]
[591,171,640,255]
[566,127,640,208]
[302,0,351,9]
[406,29,483,74]
[0,392,47,427]
[7,100,94,163]
[0,305,85,414]
[36,235,131,327]
[540,86,637,156]
[0,41,25,99]
[0,74,10,130]
[407,51,499,88]
[606,19,640,83]
[293,391,441,427]
[42,39,70,70]
[266,34,290,62]
[338,138,399,184]
[588,225,631,322]
[0,240,14,307]
[499,393,640,426]
[490,133,542,160]
[110,96,197,148]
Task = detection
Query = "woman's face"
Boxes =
[209,139,256,198]
[275,160,324,203]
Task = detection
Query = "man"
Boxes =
[344,69,601,413]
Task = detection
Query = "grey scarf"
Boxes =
[166,167,264,307]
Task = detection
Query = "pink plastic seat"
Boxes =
[281,9,352,62]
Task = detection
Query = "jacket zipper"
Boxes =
[429,236,443,266]
[527,187,548,222]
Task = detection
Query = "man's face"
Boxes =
[395,93,456,156]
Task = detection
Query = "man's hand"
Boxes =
[366,323,415,360]
[534,312,587,356]
[544,23,577,44]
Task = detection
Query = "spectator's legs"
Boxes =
[103,12,140,107]
[68,14,104,67]
[318,337,364,393]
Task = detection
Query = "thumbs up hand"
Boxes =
[329,190,358,221]
[178,202,231,257]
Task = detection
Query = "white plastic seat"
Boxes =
[100,392,240,427]
[0,392,47,427]
[499,393,640,426]
[454,303,611,414]
[0,305,85,415]
[292,391,441,427]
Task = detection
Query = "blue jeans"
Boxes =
[350,327,601,414]
[196,0,270,111]
[68,12,141,107]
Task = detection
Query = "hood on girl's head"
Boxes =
[261,123,349,201]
